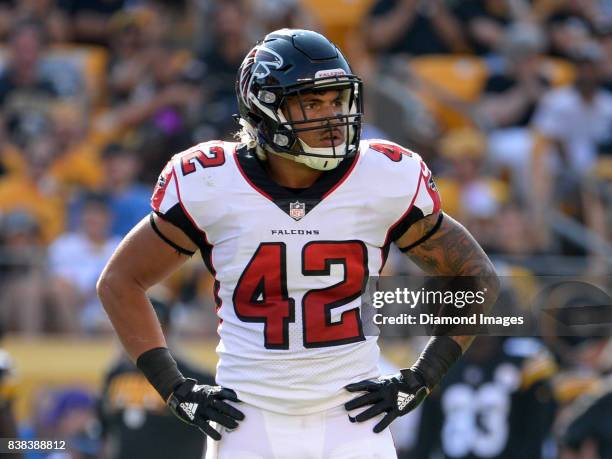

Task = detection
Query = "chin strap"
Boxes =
[263,136,348,171]
[265,149,344,171]
[293,154,343,171]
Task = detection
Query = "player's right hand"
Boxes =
[167,378,245,440]
[345,369,429,433]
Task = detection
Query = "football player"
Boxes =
[411,336,556,459]
[558,381,612,459]
[97,29,498,458]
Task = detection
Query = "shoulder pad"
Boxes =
[519,351,557,391]
[553,372,601,404]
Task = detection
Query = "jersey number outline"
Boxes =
[370,142,413,162]
[180,145,225,175]
[233,241,367,349]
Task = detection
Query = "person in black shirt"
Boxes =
[411,337,556,459]
[453,0,516,56]
[195,0,251,140]
[56,0,126,45]
[99,295,216,459]
[476,22,550,199]
[364,0,468,56]
[0,19,58,147]
[558,381,612,459]
[476,22,550,129]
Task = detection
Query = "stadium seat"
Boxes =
[408,55,488,129]
[300,0,375,53]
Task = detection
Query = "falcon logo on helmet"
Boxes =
[239,46,284,110]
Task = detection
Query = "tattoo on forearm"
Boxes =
[405,213,499,352]
[407,214,495,277]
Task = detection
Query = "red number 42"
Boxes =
[233,241,368,349]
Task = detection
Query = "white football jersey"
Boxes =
[151,139,441,414]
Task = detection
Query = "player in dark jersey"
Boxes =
[412,336,556,459]
[99,296,215,459]
[558,379,612,459]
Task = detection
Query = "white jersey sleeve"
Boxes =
[364,139,442,247]
[150,142,226,254]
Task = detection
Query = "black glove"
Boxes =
[345,337,462,433]
[168,378,245,441]
[136,347,245,440]
[344,369,428,433]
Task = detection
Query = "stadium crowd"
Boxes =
[0,0,610,458]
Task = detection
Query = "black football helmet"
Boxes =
[236,29,363,170]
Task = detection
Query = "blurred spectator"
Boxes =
[530,43,612,235]
[435,127,510,248]
[364,0,468,56]
[0,136,66,243]
[11,0,70,43]
[0,211,47,335]
[489,202,548,257]
[0,115,22,178]
[106,10,151,105]
[55,0,127,46]
[106,39,200,180]
[38,388,100,459]
[539,0,604,59]
[99,293,215,459]
[0,0,69,43]
[580,163,611,273]
[599,28,612,92]
[1,102,100,190]
[0,1,14,41]
[0,19,59,148]
[46,102,102,193]
[248,0,319,35]
[195,0,252,140]
[48,193,120,334]
[68,142,150,237]
[478,22,549,129]
[453,0,524,55]
[478,22,550,198]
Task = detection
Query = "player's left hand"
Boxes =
[344,369,429,433]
